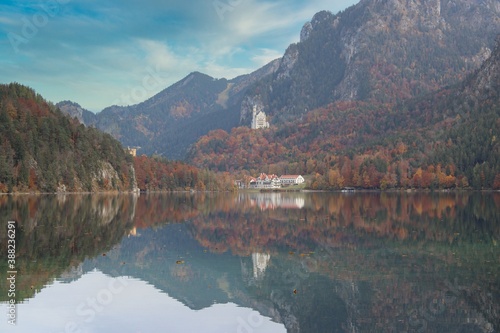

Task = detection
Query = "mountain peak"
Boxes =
[300,10,335,42]
[58,100,82,108]
[57,100,96,126]
[90,62,275,159]
[310,10,334,28]
[187,71,214,80]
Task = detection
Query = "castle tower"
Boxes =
[251,105,269,130]
[251,105,258,129]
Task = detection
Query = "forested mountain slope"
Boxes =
[0,83,136,192]
[0,83,237,193]
[187,36,500,190]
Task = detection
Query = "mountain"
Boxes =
[56,0,499,162]
[75,60,279,160]
[187,35,500,189]
[240,0,500,124]
[429,35,500,188]
[0,83,236,193]
[56,100,97,126]
[0,83,138,193]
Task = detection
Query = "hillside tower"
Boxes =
[251,105,270,129]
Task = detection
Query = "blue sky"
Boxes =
[0,0,358,111]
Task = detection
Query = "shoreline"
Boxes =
[0,189,231,196]
[1,188,499,195]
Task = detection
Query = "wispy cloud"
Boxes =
[0,0,359,111]
[251,48,283,67]
[0,16,18,25]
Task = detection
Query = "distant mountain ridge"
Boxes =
[59,0,500,160]
[58,60,279,159]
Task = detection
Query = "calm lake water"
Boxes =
[0,192,499,333]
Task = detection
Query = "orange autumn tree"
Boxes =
[133,155,235,192]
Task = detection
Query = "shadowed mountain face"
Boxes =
[237,0,500,123]
[463,35,500,102]
[59,0,500,160]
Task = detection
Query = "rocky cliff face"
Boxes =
[242,0,500,123]
[464,35,500,102]
[57,101,96,126]
[333,0,499,101]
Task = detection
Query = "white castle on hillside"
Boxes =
[251,105,269,129]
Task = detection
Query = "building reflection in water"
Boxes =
[252,253,271,280]
[240,192,306,210]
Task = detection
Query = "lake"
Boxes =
[0,192,499,333]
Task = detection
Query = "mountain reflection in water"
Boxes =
[0,192,499,333]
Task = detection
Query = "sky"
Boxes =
[0,0,358,112]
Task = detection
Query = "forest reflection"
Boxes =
[132,192,500,253]
[0,194,137,301]
[0,192,498,332]
[1,192,498,266]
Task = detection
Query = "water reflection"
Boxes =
[0,194,137,302]
[0,192,499,333]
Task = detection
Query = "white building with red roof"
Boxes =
[246,173,305,189]
[249,173,281,189]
